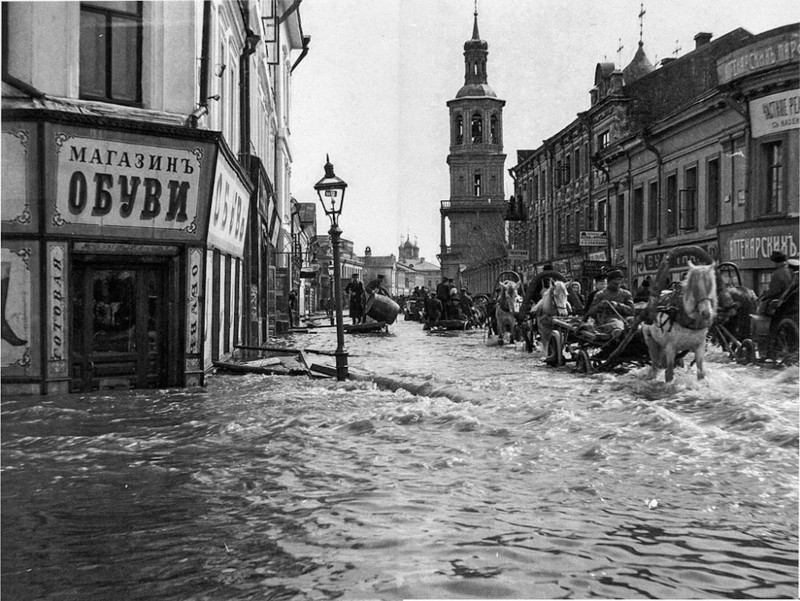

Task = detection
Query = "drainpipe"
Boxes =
[641,129,662,245]
[188,0,212,127]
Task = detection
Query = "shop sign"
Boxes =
[48,243,66,364]
[582,260,608,278]
[588,250,608,261]
[507,249,529,260]
[641,244,718,272]
[750,89,800,138]
[54,132,204,233]
[579,230,608,247]
[717,31,800,84]
[722,224,798,266]
[186,248,202,355]
[207,154,251,256]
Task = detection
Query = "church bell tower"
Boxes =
[439,8,506,282]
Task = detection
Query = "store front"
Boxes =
[718,221,798,293]
[2,114,251,394]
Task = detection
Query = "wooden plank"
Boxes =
[309,363,337,377]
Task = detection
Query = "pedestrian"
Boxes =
[287,290,298,327]
[759,250,793,314]
[567,281,585,314]
[582,274,608,319]
[344,273,365,325]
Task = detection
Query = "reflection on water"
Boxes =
[2,321,797,600]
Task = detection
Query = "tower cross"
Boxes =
[638,2,646,44]
[617,38,624,66]
[673,39,682,57]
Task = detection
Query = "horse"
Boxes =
[642,261,718,382]
[530,280,571,363]
[494,280,520,345]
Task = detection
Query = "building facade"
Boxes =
[439,10,507,293]
[509,24,798,292]
[1,0,308,394]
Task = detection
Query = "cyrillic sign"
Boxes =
[750,89,800,138]
[207,154,251,257]
[717,31,799,84]
[724,225,798,264]
[507,249,529,260]
[579,230,608,247]
[54,133,203,232]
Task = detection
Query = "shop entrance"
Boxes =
[71,261,168,392]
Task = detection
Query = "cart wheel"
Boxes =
[576,350,593,374]
[774,319,799,366]
[546,332,565,367]
[736,339,755,364]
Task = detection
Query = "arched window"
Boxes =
[455,115,463,145]
[490,114,499,144]
[471,113,482,144]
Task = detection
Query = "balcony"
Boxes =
[441,199,507,213]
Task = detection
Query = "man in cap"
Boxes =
[344,273,365,324]
[760,250,793,310]
[584,269,634,338]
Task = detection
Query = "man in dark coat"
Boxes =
[344,274,365,324]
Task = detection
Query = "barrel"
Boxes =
[366,295,400,324]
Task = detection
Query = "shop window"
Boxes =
[471,113,483,144]
[666,173,677,235]
[706,158,720,227]
[80,1,142,104]
[632,186,643,242]
[454,115,463,145]
[648,181,658,239]
[764,141,784,215]
[680,166,697,230]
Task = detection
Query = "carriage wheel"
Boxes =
[774,319,799,366]
[736,338,755,364]
[546,332,565,367]
[576,349,593,374]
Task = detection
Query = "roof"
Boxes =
[623,42,655,83]
[362,255,396,268]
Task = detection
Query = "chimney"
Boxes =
[694,32,712,49]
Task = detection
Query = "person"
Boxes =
[435,276,450,307]
[582,274,607,318]
[424,291,443,327]
[458,286,474,320]
[759,250,793,313]
[365,273,390,297]
[583,269,634,338]
[445,287,466,320]
[287,290,297,327]
[567,281,585,315]
[633,277,652,303]
[343,274,365,325]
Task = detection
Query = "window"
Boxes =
[597,130,609,150]
[565,212,571,243]
[616,193,625,246]
[707,158,720,226]
[533,174,539,201]
[666,174,677,235]
[471,113,483,144]
[574,209,580,242]
[680,166,697,230]
[80,1,142,103]
[455,115,463,145]
[473,173,482,196]
[598,200,607,231]
[633,186,643,242]
[490,114,499,144]
[765,141,784,214]
[564,154,571,184]
[574,148,581,178]
[555,160,562,187]
[648,181,658,239]
[584,205,592,232]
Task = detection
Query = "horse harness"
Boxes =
[651,287,715,332]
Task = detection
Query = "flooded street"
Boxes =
[2,320,798,600]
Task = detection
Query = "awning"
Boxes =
[300,263,321,279]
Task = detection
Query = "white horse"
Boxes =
[642,261,718,382]
[530,280,571,361]
[494,280,520,345]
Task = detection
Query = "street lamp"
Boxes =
[314,155,348,381]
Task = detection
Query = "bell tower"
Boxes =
[439,7,506,282]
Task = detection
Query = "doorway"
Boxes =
[71,262,168,391]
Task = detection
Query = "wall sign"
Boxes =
[722,225,798,266]
[717,31,799,84]
[749,89,800,138]
[186,247,202,355]
[47,243,68,375]
[207,154,251,257]
[54,132,203,232]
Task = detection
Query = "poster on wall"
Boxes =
[1,127,33,227]
[1,246,32,369]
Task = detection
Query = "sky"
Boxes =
[291,0,799,265]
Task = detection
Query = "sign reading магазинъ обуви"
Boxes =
[53,133,203,233]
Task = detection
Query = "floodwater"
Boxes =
[2,320,798,600]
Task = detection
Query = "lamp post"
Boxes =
[314,155,348,381]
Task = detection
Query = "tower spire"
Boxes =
[638,2,646,46]
[472,0,480,40]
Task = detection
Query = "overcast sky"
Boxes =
[291,0,798,265]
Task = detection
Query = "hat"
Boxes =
[351,273,358,278]
[770,250,787,262]
[377,273,385,278]
[606,269,623,279]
